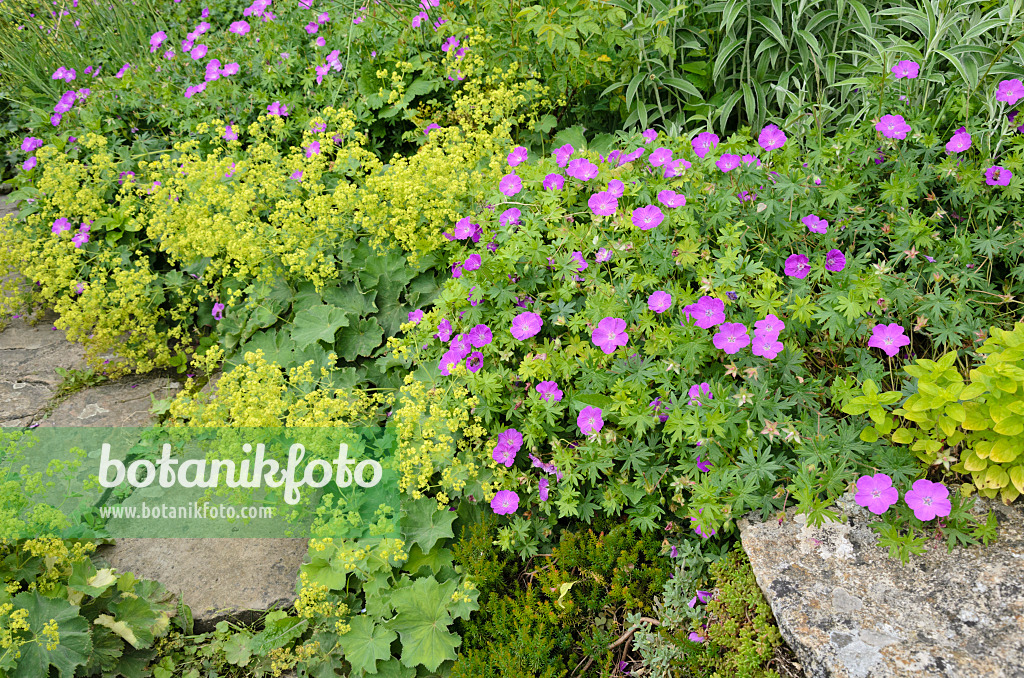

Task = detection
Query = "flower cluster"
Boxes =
[854,474,951,521]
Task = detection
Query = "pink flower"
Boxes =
[499,173,522,196]
[825,249,846,272]
[716,154,741,172]
[802,214,828,234]
[536,381,563,403]
[876,114,911,140]
[868,323,910,357]
[588,191,618,216]
[751,334,783,359]
[658,190,686,208]
[578,406,604,436]
[543,173,564,190]
[492,428,523,466]
[904,479,951,521]
[688,382,712,406]
[684,296,725,329]
[229,20,250,34]
[854,474,899,515]
[424,123,440,136]
[784,254,810,279]
[758,124,787,151]
[508,145,528,167]
[692,132,719,158]
[641,128,657,143]
[607,179,625,198]
[267,101,288,116]
[631,205,664,231]
[553,144,574,167]
[648,291,672,313]
[491,489,519,515]
[753,314,785,337]
[996,79,1024,106]
[567,157,599,181]
[648,147,672,166]
[572,251,588,271]
[891,60,920,79]
[740,154,761,167]
[712,323,750,355]
[510,312,543,341]
[945,131,972,154]
[538,477,550,501]
[985,166,1013,186]
[592,317,628,354]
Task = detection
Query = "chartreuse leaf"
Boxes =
[98,595,158,649]
[11,591,93,678]
[390,576,461,670]
[338,615,397,674]
[291,304,350,347]
[402,498,456,553]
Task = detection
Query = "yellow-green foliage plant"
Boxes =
[854,321,1024,503]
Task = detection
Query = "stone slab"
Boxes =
[93,538,310,632]
[38,377,181,427]
[740,495,1024,678]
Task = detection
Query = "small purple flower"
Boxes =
[688,632,706,643]
[596,248,612,263]
[437,318,452,342]
[690,509,716,538]
[212,302,226,320]
[22,157,37,171]
[802,214,828,234]
[696,455,711,472]
[876,114,911,140]
[712,323,750,355]
[267,101,289,116]
[499,208,521,227]
[753,314,785,337]
[469,324,492,347]
[305,141,321,158]
[553,144,574,167]
[466,351,484,373]
[588,190,618,216]
[688,382,712,406]
[716,154,741,172]
[631,204,664,231]
[492,428,523,467]
[688,590,713,607]
[751,334,784,359]
[868,323,910,357]
[536,381,563,403]
[684,296,725,329]
[648,291,672,313]
[891,60,920,79]
[424,123,440,136]
[508,145,528,167]
[648,147,673,167]
[578,406,604,436]
[572,251,588,271]
[51,217,72,234]
[741,154,761,168]
[224,123,238,141]
[825,249,847,272]
[985,166,1013,186]
[904,479,951,521]
[642,129,657,143]
[464,253,482,272]
[543,173,565,190]
[784,254,810,279]
[229,20,250,34]
[408,309,424,324]
[592,317,628,354]
[692,132,719,159]
[657,189,686,208]
[290,169,303,181]
[511,312,543,341]
[499,173,522,196]
[758,124,787,151]
[21,136,43,152]
[538,477,550,502]
[945,131,972,154]
[566,157,599,181]
[491,489,519,515]
[854,474,900,515]
[996,79,1024,106]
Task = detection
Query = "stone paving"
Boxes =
[1,192,307,633]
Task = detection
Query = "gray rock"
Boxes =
[93,538,310,632]
[740,495,1024,678]
[39,377,180,427]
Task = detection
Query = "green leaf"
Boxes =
[101,595,159,649]
[403,498,456,553]
[390,577,461,671]
[290,304,350,347]
[222,633,253,666]
[402,544,454,575]
[11,591,92,678]
[336,318,384,361]
[338,616,397,674]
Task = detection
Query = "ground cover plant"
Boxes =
[1,0,1024,675]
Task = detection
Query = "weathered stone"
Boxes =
[39,377,180,427]
[93,538,309,631]
[740,494,1024,678]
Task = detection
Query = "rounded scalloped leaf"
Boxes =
[10,591,93,678]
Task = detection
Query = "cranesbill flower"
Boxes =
[536,381,563,402]
[538,477,550,501]
[784,254,810,278]
[51,217,72,234]
[648,291,672,313]
[868,323,910,357]
[741,154,761,167]
[690,508,716,538]
[688,590,713,607]
[758,124,787,151]
[572,251,588,271]
[21,137,43,152]
[469,324,492,347]
[500,208,521,227]
[71,225,88,248]
[423,122,440,136]
[589,191,618,216]
[289,169,303,181]
[985,166,1013,186]
[466,351,483,372]
[945,130,972,154]
[511,312,543,341]
[508,145,528,167]
[543,173,564,190]
[658,190,686,208]
[751,333,783,359]
[664,158,690,178]
[553,143,574,167]
[578,406,604,436]
[825,249,846,272]
[632,204,664,231]
[438,349,461,375]
[149,30,167,51]
[229,20,250,34]
[713,323,750,354]
[596,248,612,263]
[408,309,424,324]
[892,60,920,79]
[436,318,453,342]
[224,123,238,140]
[499,173,522,196]
[716,154,741,172]
[803,214,828,234]
[491,489,519,515]
[212,302,225,320]
[692,132,719,158]
[754,314,785,337]
[876,114,911,140]
[904,479,951,521]
[642,128,657,143]
[688,382,711,406]
[607,179,625,198]
[443,36,459,52]
[592,317,628,354]
[996,79,1024,106]
[854,473,899,515]
[452,216,478,240]
[268,101,288,116]
[22,157,37,171]
[685,296,725,329]
[648,147,672,167]
[305,141,320,157]
[567,157,598,181]
[696,455,711,472]
[463,253,482,272]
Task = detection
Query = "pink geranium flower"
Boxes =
[758,124,787,151]
[802,214,828,234]
[588,191,618,216]
[891,60,920,79]
[904,479,951,521]
[578,405,604,436]
[648,291,672,313]
[692,132,719,158]
[684,296,725,329]
[784,254,810,278]
[632,205,664,231]
[985,166,1013,186]
[510,312,543,340]
[876,114,911,140]
[996,79,1024,106]
[867,323,910,357]
[499,173,522,196]
[592,317,628,354]
[855,473,899,515]
[491,489,519,515]
[712,323,750,355]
